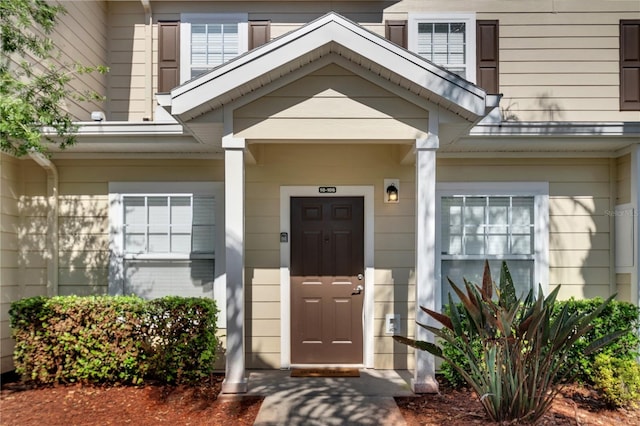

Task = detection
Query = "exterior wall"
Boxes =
[1,154,21,373]
[385,0,640,122]
[51,159,224,296]
[234,64,429,140]
[244,143,415,369]
[50,0,108,121]
[106,0,639,123]
[437,157,615,301]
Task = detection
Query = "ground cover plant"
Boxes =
[394,261,630,423]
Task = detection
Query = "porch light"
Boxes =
[384,179,399,203]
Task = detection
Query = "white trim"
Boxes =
[108,182,226,327]
[408,12,477,84]
[279,186,375,369]
[632,146,640,308]
[179,13,249,84]
[435,182,550,306]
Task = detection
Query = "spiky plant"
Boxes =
[394,261,624,423]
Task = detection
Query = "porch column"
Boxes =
[412,119,439,393]
[222,136,248,394]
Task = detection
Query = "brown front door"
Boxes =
[290,197,364,364]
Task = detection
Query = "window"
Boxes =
[180,14,248,82]
[109,182,225,325]
[409,13,476,82]
[436,183,549,307]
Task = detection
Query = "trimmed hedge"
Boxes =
[440,298,640,388]
[9,295,219,385]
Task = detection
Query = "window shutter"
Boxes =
[158,21,180,92]
[476,20,499,94]
[385,20,408,48]
[249,20,271,50]
[620,20,640,111]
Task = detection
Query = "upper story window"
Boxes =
[409,13,476,82]
[180,13,248,82]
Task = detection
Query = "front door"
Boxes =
[290,197,364,364]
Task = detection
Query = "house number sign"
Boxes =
[318,186,337,193]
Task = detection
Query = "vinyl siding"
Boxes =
[234,64,429,140]
[438,157,614,301]
[1,154,20,373]
[49,0,108,121]
[245,143,416,369]
[107,0,639,123]
[52,159,224,296]
[107,1,148,121]
[617,153,631,205]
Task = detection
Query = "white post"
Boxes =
[222,136,248,394]
[412,114,439,393]
[632,145,640,309]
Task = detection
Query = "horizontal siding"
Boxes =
[104,0,640,123]
[49,0,108,121]
[617,154,631,205]
[0,154,20,373]
[438,157,614,299]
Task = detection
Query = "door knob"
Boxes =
[352,285,364,295]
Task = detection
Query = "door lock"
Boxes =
[357,273,363,280]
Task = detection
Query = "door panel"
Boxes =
[291,197,364,364]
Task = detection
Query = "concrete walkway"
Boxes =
[247,370,415,425]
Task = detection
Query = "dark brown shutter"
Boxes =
[620,20,640,111]
[158,21,180,92]
[476,20,499,94]
[249,20,271,50]
[385,20,407,49]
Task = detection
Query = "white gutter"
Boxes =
[29,152,59,297]
[141,0,153,120]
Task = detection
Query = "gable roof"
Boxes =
[165,12,499,125]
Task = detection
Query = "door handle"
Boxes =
[352,285,364,295]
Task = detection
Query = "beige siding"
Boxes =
[234,65,429,140]
[616,273,632,303]
[52,159,224,296]
[108,0,640,123]
[245,143,415,369]
[438,157,614,301]
[617,154,631,205]
[1,154,20,373]
[107,1,147,121]
[50,0,108,121]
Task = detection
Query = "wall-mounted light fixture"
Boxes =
[384,179,399,203]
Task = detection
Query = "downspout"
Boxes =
[29,153,59,297]
[141,0,153,121]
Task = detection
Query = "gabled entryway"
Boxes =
[159,12,499,394]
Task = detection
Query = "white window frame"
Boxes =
[109,182,226,327]
[180,13,249,83]
[408,12,476,83]
[435,182,549,309]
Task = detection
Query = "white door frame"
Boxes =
[280,185,375,368]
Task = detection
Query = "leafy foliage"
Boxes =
[441,298,640,388]
[394,261,625,423]
[592,354,640,408]
[0,0,107,156]
[10,295,219,385]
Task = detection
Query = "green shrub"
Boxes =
[592,354,640,408]
[555,298,640,382]
[394,261,624,423]
[440,298,640,388]
[10,295,219,385]
[144,297,219,384]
